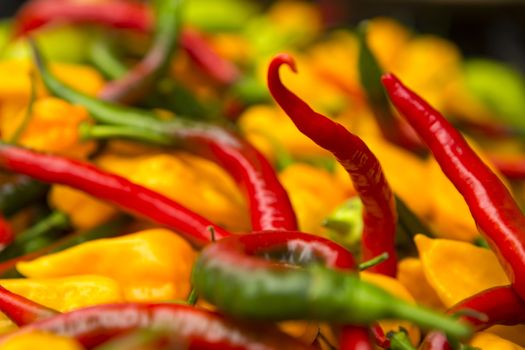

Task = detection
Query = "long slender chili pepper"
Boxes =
[192,231,471,339]
[98,0,183,103]
[0,143,229,246]
[381,73,525,300]
[14,0,152,36]
[0,303,313,350]
[356,23,424,154]
[0,285,58,326]
[181,28,240,85]
[448,285,525,330]
[16,0,239,87]
[268,53,397,276]
[33,43,297,232]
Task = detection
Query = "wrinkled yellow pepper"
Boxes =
[0,332,83,350]
[97,152,249,232]
[279,163,350,235]
[1,97,95,158]
[415,235,509,308]
[0,275,123,332]
[397,258,444,311]
[17,229,196,302]
[470,332,525,350]
[361,271,420,345]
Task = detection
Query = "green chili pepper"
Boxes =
[192,233,471,340]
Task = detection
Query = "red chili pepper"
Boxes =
[33,41,297,233]
[14,0,152,36]
[0,285,58,326]
[268,53,397,277]
[15,0,239,87]
[381,73,525,300]
[180,28,240,85]
[449,286,525,330]
[0,303,313,349]
[339,326,373,350]
[0,215,14,251]
[418,331,452,350]
[0,143,230,246]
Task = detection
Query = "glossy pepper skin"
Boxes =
[449,286,525,330]
[0,142,230,246]
[0,303,314,350]
[268,53,397,277]
[192,231,471,339]
[381,73,525,301]
[32,43,297,232]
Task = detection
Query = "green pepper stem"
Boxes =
[89,36,127,80]
[78,122,173,146]
[387,329,416,350]
[15,211,70,245]
[389,300,472,340]
[358,252,389,271]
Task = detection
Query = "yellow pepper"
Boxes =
[239,104,330,162]
[361,271,420,346]
[0,60,104,103]
[0,275,123,332]
[49,185,116,230]
[17,229,196,302]
[278,163,350,235]
[97,152,249,232]
[1,97,95,158]
[0,332,83,350]
[415,234,509,308]
[470,332,525,350]
[397,258,445,311]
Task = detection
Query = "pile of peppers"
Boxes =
[0,0,525,349]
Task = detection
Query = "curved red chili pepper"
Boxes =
[381,73,525,300]
[0,143,230,246]
[0,303,313,349]
[268,54,397,277]
[183,130,298,231]
[449,285,525,330]
[0,285,58,326]
[14,0,152,36]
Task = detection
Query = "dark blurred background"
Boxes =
[2,0,525,72]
